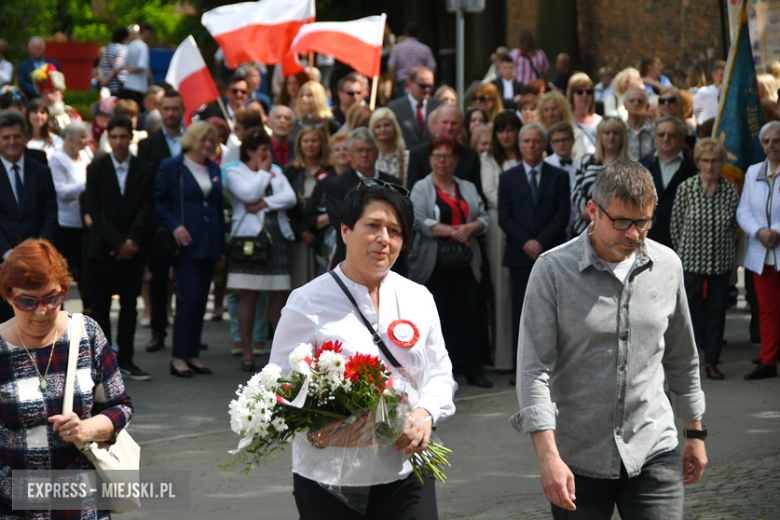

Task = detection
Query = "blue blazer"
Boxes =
[498,162,571,268]
[17,57,61,99]
[155,154,225,261]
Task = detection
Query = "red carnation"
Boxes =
[315,340,343,361]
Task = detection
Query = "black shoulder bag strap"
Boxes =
[328,270,402,368]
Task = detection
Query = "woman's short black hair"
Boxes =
[240,126,272,162]
[341,185,414,250]
[107,115,133,134]
[112,27,130,43]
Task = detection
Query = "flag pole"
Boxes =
[217,97,235,132]
[370,14,387,111]
[308,52,314,76]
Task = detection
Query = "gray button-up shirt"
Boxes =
[626,121,656,161]
[510,227,705,479]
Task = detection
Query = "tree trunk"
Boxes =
[534,0,582,77]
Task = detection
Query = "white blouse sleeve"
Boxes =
[264,170,297,211]
[49,154,85,202]
[224,164,268,204]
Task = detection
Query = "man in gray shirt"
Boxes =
[511,160,707,519]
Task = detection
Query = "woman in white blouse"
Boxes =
[48,121,92,309]
[224,128,296,372]
[370,108,409,185]
[480,111,521,372]
[567,72,602,159]
[269,182,456,519]
[26,98,63,160]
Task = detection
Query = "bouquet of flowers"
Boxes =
[225,341,451,485]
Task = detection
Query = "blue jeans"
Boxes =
[551,447,683,520]
[227,290,269,343]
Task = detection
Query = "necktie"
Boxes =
[416,102,425,133]
[12,164,23,211]
[528,169,538,203]
[560,158,573,166]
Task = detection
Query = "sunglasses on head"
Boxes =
[11,291,65,312]
[658,97,677,105]
[357,178,411,198]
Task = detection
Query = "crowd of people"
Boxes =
[0,14,778,520]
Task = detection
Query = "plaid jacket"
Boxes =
[0,314,133,519]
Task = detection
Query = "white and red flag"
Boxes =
[165,36,220,124]
[281,15,386,78]
[201,0,316,68]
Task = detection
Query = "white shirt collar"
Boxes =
[1,154,24,176]
[110,153,131,172]
[523,161,542,174]
[355,169,379,180]
[408,92,426,111]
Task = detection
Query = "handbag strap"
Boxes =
[63,313,88,452]
[328,271,402,368]
[228,180,274,240]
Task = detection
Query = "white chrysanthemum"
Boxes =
[259,363,282,388]
[272,417,288,433]
[228,397,253,435]
[318,351,347,378]
[289,343,313,371]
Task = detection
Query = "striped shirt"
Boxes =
[101,43,127,95]
[0,314,133,519]
[509,49,550,83]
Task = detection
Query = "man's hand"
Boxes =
[682,439,707,485]
[523,239,544,260]
[115,239,139,261]
[531,430,576,511]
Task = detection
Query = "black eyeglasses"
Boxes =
[658,97,677,105]
[357,178,410,198]
[597,204,655,231]
[231,88,248,96]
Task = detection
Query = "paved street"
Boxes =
[62,291,780,519]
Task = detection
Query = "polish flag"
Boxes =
[165,36,220,124]
[281,15,386,79]
[201,0,316,68]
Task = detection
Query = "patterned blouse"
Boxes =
[571,156,602,235]
[0,314,133,519]
[375,149,409,186]
[670,176,739,275]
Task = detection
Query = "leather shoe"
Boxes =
[705,364,724,380]
[146,333,165,353]
[186,361,212,375]
[466,374,494,388]
[241,360,256,372]
[170,362,193,378]
[752,356,760,364]
[744,363,778,380]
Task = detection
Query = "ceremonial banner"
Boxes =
[201,0,316,68]
[713,0,766,193]
[165,36,220,124]
[281,15,386,78]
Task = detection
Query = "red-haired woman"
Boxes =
[0,238,133,520]
[408,136,492,388]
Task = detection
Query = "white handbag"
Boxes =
[63,313,141,512]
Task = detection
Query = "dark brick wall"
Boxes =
[506,0,725,79]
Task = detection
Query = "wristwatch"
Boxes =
[683,426,707,440]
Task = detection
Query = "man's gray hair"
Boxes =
[269,104,293,119]
[235,63,259,77]
[623,85,647,101]
[144,85,164,98]
[61,121,89,140]
[519,122,548,142]
[0,110,27,134]
[349,127,378,150]
[759,120,780,140]
[28,37,45,50]
[656,115,686,136]
[591,160,657,210]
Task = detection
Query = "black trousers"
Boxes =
[52,226,91,308]
[684,271,730,366]
[510,265,534,361]
[90,257,145,366]
[148,249,171,338]
[293,473,438,520]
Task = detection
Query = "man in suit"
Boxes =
[269,105,295,168]
[86,115,156,380]
[498,123,571,380]
[0,110,59,320]
[640,116,697,249]
[492,55,524,110]
[137,89,184,353]
[322,127,404,271]
[17,37,61,100]
[386,66,443,150]
[332,73,366,126]
[406,104,483,196]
